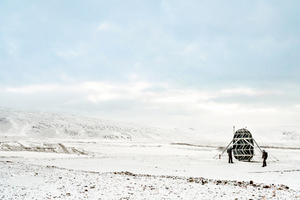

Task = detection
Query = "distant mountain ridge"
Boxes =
[0,108,194,141]
[1,108,300,146]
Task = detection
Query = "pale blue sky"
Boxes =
[1,1,300,127]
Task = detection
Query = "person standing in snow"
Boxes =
[262,150,268,167]
[227,147,233,163]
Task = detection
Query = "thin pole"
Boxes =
[213,140,233,159]
[221,140,233,155]
[253,138,279,162]
[270,153,279,162]
[253,139,263,153]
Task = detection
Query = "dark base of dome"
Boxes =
[234,156,253,161]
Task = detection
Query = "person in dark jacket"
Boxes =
[227,147,233,163]
[262,150,268,167]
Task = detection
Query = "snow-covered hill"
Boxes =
[0,108,198,141]
[1,107,300,146]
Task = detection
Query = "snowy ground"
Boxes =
[1,108,300,199]
[0,161,298,200]
[1,140,300,199]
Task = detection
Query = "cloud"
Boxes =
[1,1,300,126]
[3,81,280,114]
[6,84,62,94]
[5,81,155,101]
[2,79,300,126]
[220,88,275,97]
[96,21,119,32]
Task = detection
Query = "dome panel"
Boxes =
[233,128,254,161]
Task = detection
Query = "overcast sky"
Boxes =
[1,1,300,127]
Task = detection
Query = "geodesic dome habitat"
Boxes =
[232,128,254,161]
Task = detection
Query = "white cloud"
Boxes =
[220,88,274,96]
[96,21,120,33]
[2,81,296,126]
[5,81,154,101]
[87,93,120,102]
[6,84,62,94]
[4,82,276,110]
[97,22,110,31]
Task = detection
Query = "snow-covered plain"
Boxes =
[1,108,300,199]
